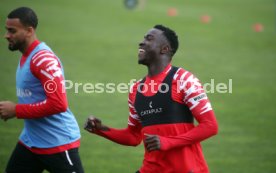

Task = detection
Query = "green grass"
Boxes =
[1,0,276,172]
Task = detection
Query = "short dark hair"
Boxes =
[8,7,38,29]
[154,25,179,56]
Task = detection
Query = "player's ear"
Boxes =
[26,26,35,37]
[160,45,170,54]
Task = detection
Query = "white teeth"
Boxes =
[138,49,145,53]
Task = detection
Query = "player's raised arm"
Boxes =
[84,84,143,146]
[84,115,142,146]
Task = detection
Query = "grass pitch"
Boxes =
[0,0,276,172]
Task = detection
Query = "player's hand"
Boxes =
[84,115,108,133]
[0,101,16,121]
[144,134,161,152]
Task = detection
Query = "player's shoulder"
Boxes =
[173,66,194,81]
[31,49,57,65]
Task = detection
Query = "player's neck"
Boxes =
[20,35,37,54]
[147,61,170,77]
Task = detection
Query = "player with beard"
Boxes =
[84,25,218,173]
[0,7,84,173]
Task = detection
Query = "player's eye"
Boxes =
[145,35,154,41]
[7,28,16,34]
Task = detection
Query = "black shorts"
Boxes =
[5,143,84,173]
